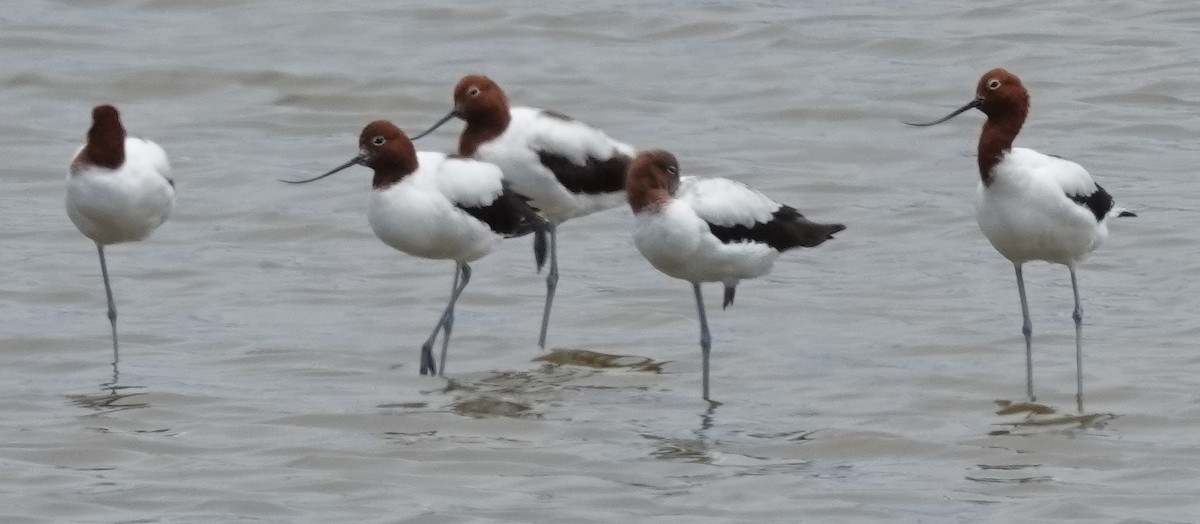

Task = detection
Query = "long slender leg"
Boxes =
[692,282,713,401]
[1014,264,1034,401]
[430,265,460,376]
[1069,265,1084,413]
[537,223,558,349]
[438,263,471,377]
[97,244,119,363]
[420,263,464,376]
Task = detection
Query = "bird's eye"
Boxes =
[665,165,678,175]
[987,79,1001,90]
[371,136,386,146]
[467,86,481,97]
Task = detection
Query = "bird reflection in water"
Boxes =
[67,357,148,412]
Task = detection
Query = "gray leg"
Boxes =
[418,267,452,376]
[1014,264,1034,401]
[431,264,460,376]
[420,263,470,376]
[537,223,558,349]
[1069,266,1083,412]
[107,360,119,389]
[692,282,712,401]
[97,244,119,363]
[439,263,471,377]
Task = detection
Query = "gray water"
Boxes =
[2,1,1198,522]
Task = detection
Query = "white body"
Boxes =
[368,151,506,262]
[473,106,635,223]
[65,137,174,245]
[632,176,780,285]
[976,147,1108,266]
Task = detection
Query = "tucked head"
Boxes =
[625,149,680,213]
[92,105,121,127]
[77,104,128,171]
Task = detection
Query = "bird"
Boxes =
[282,120,548,377]
[906,68,1135,411]
[66,104,175,363]
[411,74,636,350]
[625,149,845,401]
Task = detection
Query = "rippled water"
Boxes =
[2,1,1199,521]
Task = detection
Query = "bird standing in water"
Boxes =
[625,149,844,401]
[412,74,636,350]
[284,120,547,376]
[907,68,1135,411]
[66,105,175,363]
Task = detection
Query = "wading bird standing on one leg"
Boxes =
[66,105,175,363]
[625,149,844,401]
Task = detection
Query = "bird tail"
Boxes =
[1109,206,1137,218]
[767,205,846,249]
[790,217,847,248]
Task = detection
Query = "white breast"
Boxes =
[65,137,175,245]
[367,153,501,262]
[634,199,779,285]
[975,148,1107,265]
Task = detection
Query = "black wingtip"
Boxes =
[796,221,846,248]
[709,206,846,252]
[722,286,736,309]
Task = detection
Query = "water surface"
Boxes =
[1,1,1198,521]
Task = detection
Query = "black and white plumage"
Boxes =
[976,148,1133,267]
[907,68,1135,411]
[283,120,548,377]
[626,149,845,401]
[411,74,636,350]
[66,105,175,362]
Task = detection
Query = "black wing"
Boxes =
[706,206,846,252]
[1067,183,1116,222]
[458,188,549,269]
[537,150,631,195]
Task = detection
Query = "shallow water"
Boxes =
[2,0,1199,522]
